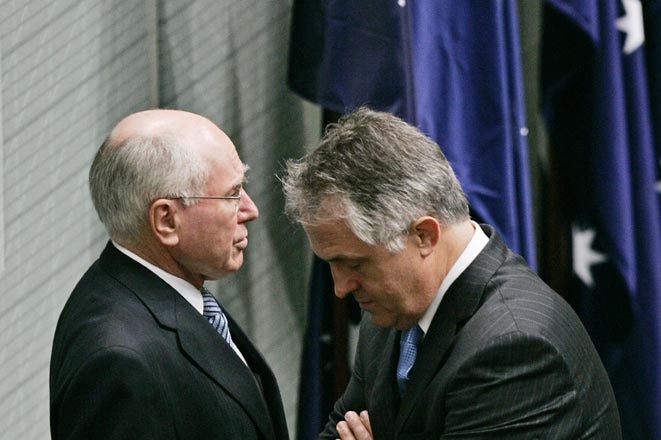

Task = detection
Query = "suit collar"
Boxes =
[419,222,489,334]
[98,242,277,439]
[395,225,509,430]
[99,242,179,328]
[111,241,204,313]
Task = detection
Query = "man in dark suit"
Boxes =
[50,109,289,440]
[282,107,621,439]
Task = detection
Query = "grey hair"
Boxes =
[282,107,469,252]
[89,132,209,244]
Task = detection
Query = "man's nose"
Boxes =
[331,267,359,299]
[238,190,259,222]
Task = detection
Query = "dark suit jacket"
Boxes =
[319,225,621,439]
[50,242,289,440]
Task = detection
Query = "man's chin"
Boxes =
[225,253,244,273]
[202,257,244,281]
[368,313,394,329]
[369,312,413,330]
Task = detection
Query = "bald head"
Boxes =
[110,109,232,152]
[89,109,237,245]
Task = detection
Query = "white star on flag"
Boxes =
[616,0,645,54]
[572,225,608,287]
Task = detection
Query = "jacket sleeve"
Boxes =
[51,346,174,440]
[317,354,369,440]
[441,331,606,439]
[317,318,379,440]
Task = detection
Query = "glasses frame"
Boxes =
[165,188,243,212]
[162,181,245,215]
[168,195,241,201]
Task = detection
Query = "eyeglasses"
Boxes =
[169,195,241,201]
[166,186,243,211]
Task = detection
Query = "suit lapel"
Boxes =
[226,313,288,440]
[395,225,508,432]
[369,329,401,440]
[99,243,274,440]
[175,296,274,439]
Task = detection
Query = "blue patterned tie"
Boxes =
[201,288,233,347]
[396,325,423,396]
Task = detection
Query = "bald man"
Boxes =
[50,110,289,440]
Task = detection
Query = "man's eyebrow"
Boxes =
[230,164,250,189]
[326,255,364,264]
[241,163,251,182]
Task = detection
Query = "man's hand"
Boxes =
[336,410,372,440]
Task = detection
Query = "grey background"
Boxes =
[0,1,319,438]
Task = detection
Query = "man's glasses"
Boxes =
[171,195,241,201]
[166,186,243,211]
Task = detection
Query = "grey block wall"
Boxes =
[0,1,316,438]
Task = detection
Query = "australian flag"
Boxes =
[288,0,536,267]
[542,0,661,438]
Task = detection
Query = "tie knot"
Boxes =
[401,325,423,347]
[201,288,233,346]
[202,289,220,312]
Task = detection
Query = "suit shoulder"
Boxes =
[51,263,173,373]
[475,253,580,336]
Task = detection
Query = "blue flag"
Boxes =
[288,0,536,267]
[404,1,536,268]
[288,0,410,118]
[542,1,661,438]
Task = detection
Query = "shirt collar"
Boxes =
[112,241,204,314]
[418,221,489,335]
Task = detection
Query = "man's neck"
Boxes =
[116,237,202,288]
[436,220,475,282]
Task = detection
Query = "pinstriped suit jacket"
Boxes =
[319,224,621,439]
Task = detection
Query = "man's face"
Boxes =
[172,132,259,285]
[304,218,431,329]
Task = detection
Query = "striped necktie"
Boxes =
[201,288,233,347]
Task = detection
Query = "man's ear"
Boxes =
[411,216,440,257]
[150,199,180,246]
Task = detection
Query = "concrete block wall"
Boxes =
[0,1,314,437]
